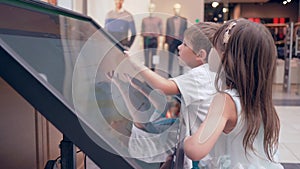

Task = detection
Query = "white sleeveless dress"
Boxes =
[208,89,284,169]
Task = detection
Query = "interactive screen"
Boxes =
[0,1,179,168]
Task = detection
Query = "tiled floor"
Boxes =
[277,106,300,163]
[273,84,300,167]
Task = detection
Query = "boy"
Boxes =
[126,22,220,168]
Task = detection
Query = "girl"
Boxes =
[184,19,284,169]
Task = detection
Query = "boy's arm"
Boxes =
[125,74,166,112]
[125,51,180,95]
[106,72,146,121]
[139,68,179,95]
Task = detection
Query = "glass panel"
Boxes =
[0,2,105,97]
[0,1,178,168]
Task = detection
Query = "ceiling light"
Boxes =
[283,1,287,4]
[212,2,219,8]
[223,7,228,13]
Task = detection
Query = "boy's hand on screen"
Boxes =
[123,51,147,72]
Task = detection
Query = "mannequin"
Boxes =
[165,3,187,76]
[114,0,123,12]
[149,3,155,16]
[173,3,181,16]
[105,0,136,48]
[141,3,163,70]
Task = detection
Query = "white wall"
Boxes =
[57,0,72,10]
[70,0,86,14]
[151,0,204,26]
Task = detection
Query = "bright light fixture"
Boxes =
[212,1,219,8]
[223,7,228,13]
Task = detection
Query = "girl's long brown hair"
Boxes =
[213,19,280,161]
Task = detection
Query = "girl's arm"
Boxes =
[184,93,237,160]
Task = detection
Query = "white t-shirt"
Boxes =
[128,64,216,166]
[128,123,178,163]
[209,89,284,169]
[172,63,217,168]
[172,63,216,135]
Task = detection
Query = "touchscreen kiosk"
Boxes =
[0,1,177,168]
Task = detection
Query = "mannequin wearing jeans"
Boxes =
[165,3,187,76]
[141,3,162,70]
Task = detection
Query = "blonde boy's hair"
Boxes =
[184,22,221,56]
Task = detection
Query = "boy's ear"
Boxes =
[197,49,207,61]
